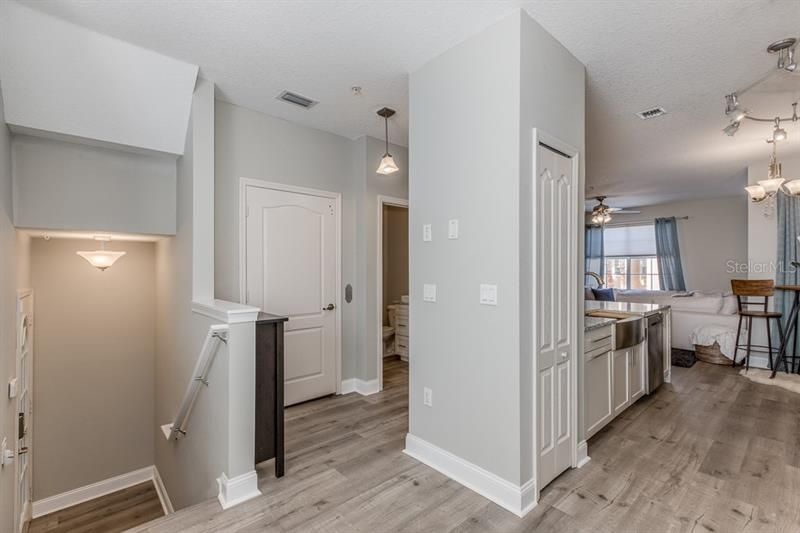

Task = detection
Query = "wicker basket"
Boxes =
[694,342,731,365]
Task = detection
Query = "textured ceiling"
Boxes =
[18,0,800,207]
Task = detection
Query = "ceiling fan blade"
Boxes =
[610,209,641,214]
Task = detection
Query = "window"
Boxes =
[603,225,660,290]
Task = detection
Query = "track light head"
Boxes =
[723,121,740,136]
[773,118,787,142]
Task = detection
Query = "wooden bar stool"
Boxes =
[731,279,784,370]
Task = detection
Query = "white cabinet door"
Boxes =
[612,348,630,416]
[629,343,646,402]
[535,142,577,490]
[585,349,613,438]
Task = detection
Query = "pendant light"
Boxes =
[376,107,399,175]
[77,235,126,271]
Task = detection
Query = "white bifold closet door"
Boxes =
[536,142,577,490]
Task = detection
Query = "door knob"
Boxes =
[323,303,336,311]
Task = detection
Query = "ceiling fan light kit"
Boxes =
[723,37,800,216]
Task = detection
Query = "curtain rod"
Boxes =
[599,216,689,228]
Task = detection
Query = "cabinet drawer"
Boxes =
[395,323,409,336]
[394,306,409,318]
[585,342,612,360]
[395,335,409,356]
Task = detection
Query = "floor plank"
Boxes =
[28,481,164,533]
[131,358,800,532]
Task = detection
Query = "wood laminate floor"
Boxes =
[132,358,800,532]
[28,481,164,533]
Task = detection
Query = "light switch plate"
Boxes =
[423,224,432,242]
[7,378,16,399]
[423,284,437,302]
[480,284,498,306]
[423,387,433,407]
[448,219,459,239]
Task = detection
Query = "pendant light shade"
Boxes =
[377,154,399,175]
[77,236,126,271]
[376,107,399,175]
[744,184,767,201]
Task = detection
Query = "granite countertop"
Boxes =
[585,300,670,317]
[584,316,616,332]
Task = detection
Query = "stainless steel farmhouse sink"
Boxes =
[586,310,645,350]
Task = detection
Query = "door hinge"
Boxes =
[246,205,250,218]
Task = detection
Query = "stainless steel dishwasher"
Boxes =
[646,313,664,394]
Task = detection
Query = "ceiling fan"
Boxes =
[589,196,640,225]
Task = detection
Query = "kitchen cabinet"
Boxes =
[584,324,614,439]
[584,323,646,438]
[612,348,630,416]
[629,342,646,403]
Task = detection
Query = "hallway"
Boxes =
[134,360,800,532]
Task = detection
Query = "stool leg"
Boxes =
[745,316,753,371]
[733,314,743,367]
[767,317,773,372]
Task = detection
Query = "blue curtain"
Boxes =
[776,194,800,337]
[655,217,686,291]
[585,225,604,282]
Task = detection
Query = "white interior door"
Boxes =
[15,290,33,533]
[245,185,338,406]
[536,141,577,490]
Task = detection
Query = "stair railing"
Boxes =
[161,324,229,440]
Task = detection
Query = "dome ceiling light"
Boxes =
[76,235,126,271]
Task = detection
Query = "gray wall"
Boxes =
[598,196,747,292]
[154,113,230,510]
[409,12,524,484]
[30,238,156,499]
[12,135,177,235]
[0,82,16,533]
[408,9,585,487]
[214,101,408,382]
[355,136,409,381]
[214,101,358,379]
[383,205,409,325]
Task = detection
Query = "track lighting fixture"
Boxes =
[722,38,799,139]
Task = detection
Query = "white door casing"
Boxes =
[376,195,409,392]
[533,133,579,493]
[242,180,341,406]
[15,289,33,533]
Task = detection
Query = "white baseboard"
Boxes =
[576,440,591,468]
[403,433,537,517]
[217,470,260,510]
[32,465,171,518]
[340,377,380,396]
[152,465,174,514]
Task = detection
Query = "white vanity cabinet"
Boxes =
[585,323,647,439]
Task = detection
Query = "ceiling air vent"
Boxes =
[276,90,318,109]
[636,107,668,120]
